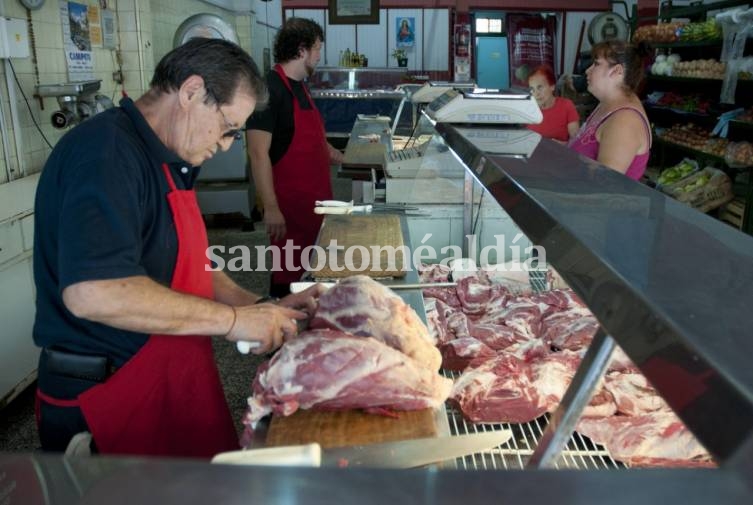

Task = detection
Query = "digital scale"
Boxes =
[452,127,542,159]
[411,81,477,104]
[384,141,466,179]
[425,88,543,125]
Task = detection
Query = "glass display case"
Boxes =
[345,112,753,472]
[309,67,409,91]
[308,68,411,136]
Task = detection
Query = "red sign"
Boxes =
[506,14,557,88]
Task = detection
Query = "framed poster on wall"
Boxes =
[328,0,380,25]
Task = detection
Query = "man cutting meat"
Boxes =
[246,18,344,297]
[33,38,323,458]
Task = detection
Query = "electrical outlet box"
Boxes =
[0,17,30,59]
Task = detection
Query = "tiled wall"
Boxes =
[150,0,254,65]
[0,0,260,186]
[0,0,134,185]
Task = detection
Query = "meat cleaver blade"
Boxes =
[212,431,512,469]
[322,431,512,468]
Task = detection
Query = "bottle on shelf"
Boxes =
[339,50,344,66]
[343,48,351,67]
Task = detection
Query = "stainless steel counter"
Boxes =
[1,452,750,505]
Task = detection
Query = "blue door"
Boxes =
[476,36,509,89]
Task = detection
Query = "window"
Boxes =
[475,17,503,34]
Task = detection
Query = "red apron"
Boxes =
[271,64,332,284]
[39,163,238,458]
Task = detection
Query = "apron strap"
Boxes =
[274,64,317,109]
[161,163,178,192]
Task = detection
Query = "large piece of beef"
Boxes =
[310,275,442,371]
[604,371,671,416]
[244,329,453,427]
[576,412,713,467]
[529,351,616,418]
[449,355,547,423]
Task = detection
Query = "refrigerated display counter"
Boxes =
[3,120,752,504]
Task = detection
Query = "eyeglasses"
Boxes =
[217,106,243,141]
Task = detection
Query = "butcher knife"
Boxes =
[211,430,512,468]
[290,281,456,293]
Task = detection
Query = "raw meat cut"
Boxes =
[456,274,508,316]
[479,298,543,340]
[244,329,453,427]
[439,337,496,371]
[576,412,713,467]
[422,286,462,308]
[418,263,451,283]
[604,371,671,416]
[530,289,585,315]
[540,308,599,351]
[468,322,524,351]
[529,351,616,418]
[449,355,546,423]
[310,275,442,371]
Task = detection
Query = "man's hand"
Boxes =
[328,142,345,164]
[225,304,307,354]
[278,283,329,316]
[264,206,286,242]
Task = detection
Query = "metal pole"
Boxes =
[527,328,616,469]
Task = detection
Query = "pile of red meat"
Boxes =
[419,264,713,468]
[243,276,452,432]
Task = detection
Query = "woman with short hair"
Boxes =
[527,65,579,143]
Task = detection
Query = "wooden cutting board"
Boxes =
[343,142,387,169]
[265,409,438,449]
[312,214,407,279]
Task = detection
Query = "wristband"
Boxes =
[225,306,238,337]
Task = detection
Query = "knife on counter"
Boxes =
[290,281,456,293]
[211,430,512,468]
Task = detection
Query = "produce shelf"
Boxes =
[647,74,724,83]
[653,135,727,165]
[650,39,722,48]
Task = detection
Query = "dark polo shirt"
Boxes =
[33,97,201,366]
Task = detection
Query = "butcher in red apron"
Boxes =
[33,39,319,458]
[247,18,344,297]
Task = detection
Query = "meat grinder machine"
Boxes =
[34,80,114,129]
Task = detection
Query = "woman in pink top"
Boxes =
[527,65,580,143]
[568,41,652,180]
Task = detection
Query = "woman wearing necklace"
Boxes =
[568,40,652,180]
[527,65,580,143]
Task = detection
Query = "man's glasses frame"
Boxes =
[217,106,244,141]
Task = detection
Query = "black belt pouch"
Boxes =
[38,347,111,398]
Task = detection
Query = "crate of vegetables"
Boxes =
[656,158,699,189]
[661,167,734,213]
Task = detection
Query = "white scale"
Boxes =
[425,88,543,125]
[452,127,542,159]
[411,81,477,104]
